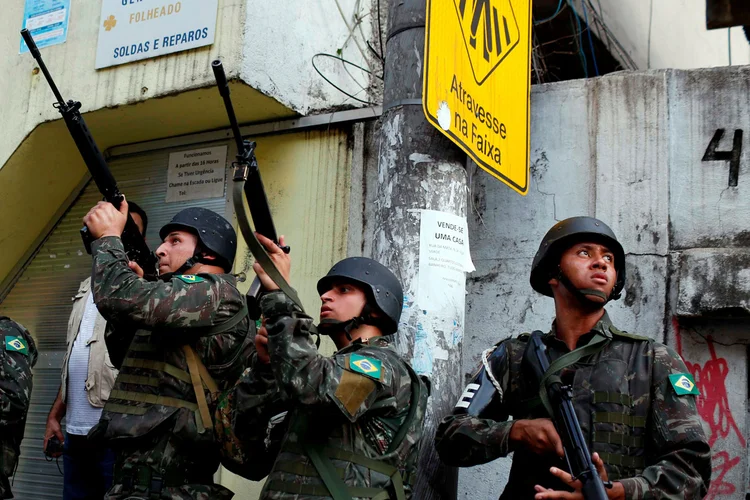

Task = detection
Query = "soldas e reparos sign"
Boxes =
[96,0,218,68]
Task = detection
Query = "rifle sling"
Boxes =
[537,332,610,417]
[232,180,304,312]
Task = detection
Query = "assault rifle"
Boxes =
[528,331,609,500]
[21,29,158,279]
[211,60,303,318]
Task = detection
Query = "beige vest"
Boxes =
[60,277,117,407]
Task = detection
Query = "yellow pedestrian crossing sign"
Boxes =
[423,0,531,195]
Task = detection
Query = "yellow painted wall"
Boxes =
[0,83,294,287]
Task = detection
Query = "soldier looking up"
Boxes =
[82,200,254,500]
[435,216,711,499]
[217,234,430,499]
[0,316,38,499]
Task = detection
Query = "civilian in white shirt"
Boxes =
[44,202,147,500]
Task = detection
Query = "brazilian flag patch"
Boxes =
[177,275,205,284]
[5,336,28,356]
[669,373,700,396]
[349,354,382,380]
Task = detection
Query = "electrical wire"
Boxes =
[534,0,565,25]
[569,0,588,77]
[581,0,600,75]
[582,0,637,69]
[311,53,376,105]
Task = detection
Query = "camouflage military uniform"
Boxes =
[0,317,38,499]
[217,290,429,499]
[88,236,254,500]
[435,312,711,499]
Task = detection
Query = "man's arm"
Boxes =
[90,236,240,335]
[435,340,517,466]
[617,344,712,499]
[261,291,403,422]
[43,387,66,456]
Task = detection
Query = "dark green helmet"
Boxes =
[159,207,237,272]
[530,216,626,300]
[317,257,403,334]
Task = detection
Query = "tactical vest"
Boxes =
[264,346,429,500]
[94,304,251,494]
[515,327,653,482]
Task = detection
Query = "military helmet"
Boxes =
[317,257,403,334]
[530,216,626,299]
[159,207,237,272]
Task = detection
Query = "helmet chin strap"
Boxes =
[317,304,388,341]
[556,267,612,307]
[158,254,211,282]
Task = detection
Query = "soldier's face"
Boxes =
[554,242,617,302]
[320,281,368,321]
[155,230,199,274]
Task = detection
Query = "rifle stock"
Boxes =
[21,29,157,280]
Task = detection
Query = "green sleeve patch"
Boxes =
[5,336,29,356]
[349,353,383,381]
[669,373,700,396]
[177,275,206,284]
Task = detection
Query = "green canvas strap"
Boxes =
[190,303,249,337]
[593,431,644,448]
[593,391,633,406]
[538,333,610,417]
[593,412,646,428]
[232,181,304,311]
[387,362,423,455]
[121,358,192,385]
[266,480,390,499]
[598,452,645,469]
[302,442,352,500]
[108,389,198,411]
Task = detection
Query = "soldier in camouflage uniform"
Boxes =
[216,233,429,499]
[435,217,711,499]
[83,201,254,500]
[0,317,38,499]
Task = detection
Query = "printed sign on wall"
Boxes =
[166,146,227,203]
[95,0,219,69]
[20,0,71,53]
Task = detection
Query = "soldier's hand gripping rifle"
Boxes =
[211,60,303,318]
[528,331,610,500]
[20,29,158,280]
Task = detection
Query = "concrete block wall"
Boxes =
[460,65,750,499]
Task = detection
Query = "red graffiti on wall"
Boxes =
[704,452,740,500]
[674,319,745,499]
[682,335,746,448]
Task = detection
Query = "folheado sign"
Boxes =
[95,0,218,69]
[423,0,531,195]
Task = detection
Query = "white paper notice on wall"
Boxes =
[165,146,227,203]
[416,209,475,313]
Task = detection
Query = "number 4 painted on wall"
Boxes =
[702,129,743,187]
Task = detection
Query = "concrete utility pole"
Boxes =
[373,1,468,498]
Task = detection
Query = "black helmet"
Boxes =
[159,207,237,272]
[317,257,403,334]
[530,216,625,300]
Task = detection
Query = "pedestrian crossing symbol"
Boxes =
[5,336,28,356]
[350,354,382,380]
[669,373,700,396]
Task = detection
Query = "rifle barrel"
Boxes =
[211,60,245,154]
[20,29,66,106]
